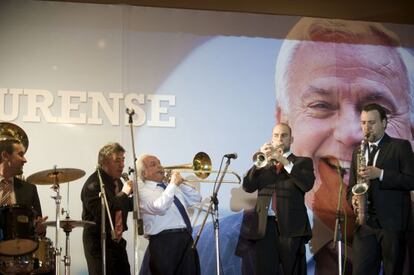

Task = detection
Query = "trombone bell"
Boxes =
[163,152,240,184]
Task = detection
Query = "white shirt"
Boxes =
[365,135,384,180]
[139,180,202,236]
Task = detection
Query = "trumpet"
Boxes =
[163,152,241,184]
[351,134,370,225]
[252,144,284,168]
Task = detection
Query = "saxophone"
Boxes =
[351,135,369,225]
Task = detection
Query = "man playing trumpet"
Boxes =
[237,123,315,275]
[137,154,201,275]
[347,103,414,275]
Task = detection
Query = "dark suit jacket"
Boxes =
[81,169,133,241]
[13,177,42,218]
[240,154,315,241]
[347,134,414,232]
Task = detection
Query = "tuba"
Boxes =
[0,122,29,150]
[351,135,369,225]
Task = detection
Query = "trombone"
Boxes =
[163,152,241,184]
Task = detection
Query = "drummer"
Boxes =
[0,137,47,236]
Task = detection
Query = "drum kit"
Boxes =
[0,123,93,275]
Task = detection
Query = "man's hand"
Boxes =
[170,171,184,186]
[35,216,48,237]
[359,166,382,180]
[121,180,133,195]
[351,196,359,213]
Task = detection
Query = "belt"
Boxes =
[149,228,188,239]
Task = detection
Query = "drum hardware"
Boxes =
[27,167,85,275]
[43,218,95,275]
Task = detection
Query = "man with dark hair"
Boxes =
[238,123,315,275]
[81,142,134,275]
[347,103,414,275]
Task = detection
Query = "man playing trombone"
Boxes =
[237,123,315,275]
[137,154,201,275]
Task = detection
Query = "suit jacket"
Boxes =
[347,134,414,232]
[13,177,42,218]
[81,169,133,240]
[240,154,315,240]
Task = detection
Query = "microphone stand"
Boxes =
[126,108,144,275]
[97,167,116,275]
[193,156,233,275]
[332,165,345,275]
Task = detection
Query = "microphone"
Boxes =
[126,108,135,116]
[121,172,129,181]
[224,153,238,159]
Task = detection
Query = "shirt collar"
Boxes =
[283,150,292,158]
[369,134,384,147]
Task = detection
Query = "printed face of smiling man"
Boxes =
[276,41,413,232]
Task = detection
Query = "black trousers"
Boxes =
[352,224,405,275]
[83,231,131,275]
[255,217,307,275]
[148,230,200,275]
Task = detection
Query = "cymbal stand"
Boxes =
[62,216,73,275]
[50,167,61,275]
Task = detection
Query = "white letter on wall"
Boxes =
[57,91,87,124]
[0,89,22,121]
[87,92,123,125]
[23,89,57,122]
[147,94,176,127]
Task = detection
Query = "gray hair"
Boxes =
[275,17,414,125]
[97,142,125,166]
[136,154,153,182]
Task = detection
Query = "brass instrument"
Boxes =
[252,144,283,168]
[0,122,29,150]
[351,135,369,225]
[163,152,241,184]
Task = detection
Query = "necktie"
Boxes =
[157,183,193,234]
[367,145,379,166]
[0,179,12,205]
[275,162,284,174]
[272,163,284,212]
[114,181,123,241]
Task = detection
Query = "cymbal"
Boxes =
[43,219,95,231]
[27,168,85,185]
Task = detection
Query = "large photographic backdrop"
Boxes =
[1,1,413,274]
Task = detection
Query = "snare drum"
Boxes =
[0,204,38,256]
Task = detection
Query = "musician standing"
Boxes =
[347,103,414,275]
[81,142,133,275]
[137,154,201,275]
[237,123,315,275]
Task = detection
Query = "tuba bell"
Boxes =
[0,122,29,150]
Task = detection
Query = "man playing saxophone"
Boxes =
[237,123,315,275]
[347,103,414,275]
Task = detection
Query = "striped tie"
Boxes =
[0,179,12,205]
